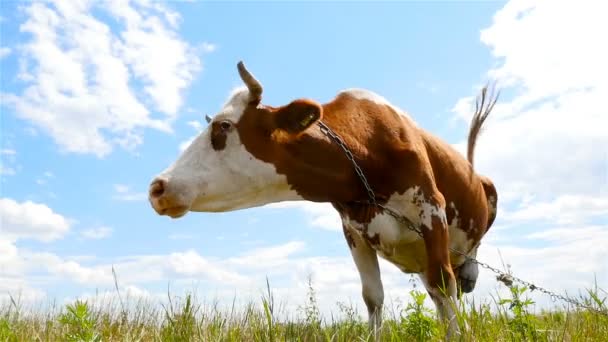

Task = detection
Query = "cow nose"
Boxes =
[149,178,167,199]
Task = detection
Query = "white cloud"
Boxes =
[0,149,18,176]
[501,194,608,225]
[167,250,248,284]
[0,149,16,156]
[179,119,206,152]
[0,47,10,58]
[81,226,113,240]
[448,0,608,312]
[265,201,341,231]
[1,0,201,157]
[187,120,203,131]
[113,184,146,201]
[228,241,305,268]
[452,0,608,203]
[200,42,216,53]
[35,171,54,185]
[0,165,16,176]
[0,198,71,242]
[475,224,608,310]
[178,136,196,152]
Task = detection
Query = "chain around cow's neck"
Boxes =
[316,120,422,234]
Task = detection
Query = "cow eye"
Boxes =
[220,120,233,132]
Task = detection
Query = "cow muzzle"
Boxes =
[148,177,190,218]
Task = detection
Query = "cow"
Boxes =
[148,61,498,339]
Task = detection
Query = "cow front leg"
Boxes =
[418,195,460,339]
[342,223,383,339]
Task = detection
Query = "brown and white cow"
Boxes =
[149,61,498,339]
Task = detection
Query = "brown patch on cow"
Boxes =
[342,224,356,249]
[366,232,381,247]
[274,99,322,135]
[422,214,456,290]
[480,175,498,232]
[339,202,383,225]
[445,203,457,227]
[210,122,228,151]
[234,81,497,262]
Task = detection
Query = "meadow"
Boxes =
[2,277,607,342]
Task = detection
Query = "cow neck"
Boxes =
[317,120,377,206]
[319,119,421,232]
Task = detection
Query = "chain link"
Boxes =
[318,121,377,205]
[317,121,608,317]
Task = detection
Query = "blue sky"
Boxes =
[1,0,607,317]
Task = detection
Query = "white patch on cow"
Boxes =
[341,187,452,273]
[458,245,479,280]
[213,86,250,122]
[340,88,416,124]
[342,216,365,232]
[421,202,447,230]
[445,202,476,266]
[155,87,304,213]
[340,88,392,105]
[366,211,420,245]
[449,226,472,266]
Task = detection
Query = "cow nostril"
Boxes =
[150,179,167,198]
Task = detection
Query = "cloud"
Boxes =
[179,119,206,152]
[0,165,16,176]
[265,201,341,231]
[0,198,71,242]
[200,42,216,53]
[113,184,146,201]
[452,0,608,203]
[501,194,608,225]
[1,0,201,157]
[187,120,203,131]
[81,226,113,240]
[35,170,55,185]
[179,136,197,152]
[0,149,16,156]
[228,241,305,268]
[0,47,10,58]
[1,149,18,176]
[475,224,608,310]
[447,0,608,312]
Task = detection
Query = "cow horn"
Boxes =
[237,61,263,103]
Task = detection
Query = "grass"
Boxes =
[1,280,607,342]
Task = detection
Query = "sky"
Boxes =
[1,0,607,319]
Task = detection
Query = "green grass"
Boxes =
[1,281,607,342]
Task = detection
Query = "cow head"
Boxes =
[149,61,326,218]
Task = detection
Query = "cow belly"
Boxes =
[345,212,427,273]
[376,239,428,273]
[343,211,476,273]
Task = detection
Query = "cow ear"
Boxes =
[274,99,323,135]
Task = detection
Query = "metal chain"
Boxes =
[317,121,608,317]
[318,121,377,205]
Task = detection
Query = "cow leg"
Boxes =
[418,194,460,339]
[342,223,383,340]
